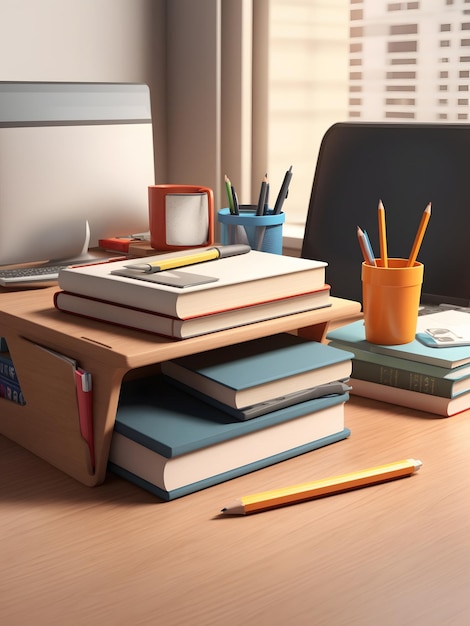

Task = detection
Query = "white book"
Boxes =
[57,249,327,319]
[53,286,331,339]
[350,378,470,417]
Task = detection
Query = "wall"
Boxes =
[166,0,221,203]
[0,0,167,180]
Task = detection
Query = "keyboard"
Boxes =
[419,303,470,316]
[0,263,73,286]
[0,254,124,286]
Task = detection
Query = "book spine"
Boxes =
[348,378,464,416]
[352,358,455,398]
[0,353,19,383]
[0,375,26,405]
[54,291,180,340]
[108,427,351,501]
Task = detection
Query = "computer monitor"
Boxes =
[0,82,155,266]
[301,122,470,308]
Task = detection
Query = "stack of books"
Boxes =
[327,311,470,417]
[54,248,330,339]
[0,343,25,406]
[108,333,354,500]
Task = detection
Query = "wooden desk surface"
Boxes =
[2,395,470,625]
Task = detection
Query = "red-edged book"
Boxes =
[57,249,327,318]
[53,286,331,340]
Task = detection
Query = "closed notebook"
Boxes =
[57,249,327,319]
[160,333,353,409]
[328,341,470,399]
[108,376,350,500]
[53,287,331,340]
[327,319,470,369]
[349,378,470,417]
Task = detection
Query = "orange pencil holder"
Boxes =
[362,259,424,345]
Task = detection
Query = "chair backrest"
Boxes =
[301,122,470,307]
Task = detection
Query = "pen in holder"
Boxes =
[217,206,285,254]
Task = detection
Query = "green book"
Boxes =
[329,341,470,399]
[160,333,353,409]
[108,376,350,501]
[327,320,470,369]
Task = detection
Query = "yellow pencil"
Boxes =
[377,199,388,267]
[221,458,422,515]
[407,202,431,267]
[125,244,250,273]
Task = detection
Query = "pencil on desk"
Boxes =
[377,199,388,267]
[407,202,431,267]
[221,458,422,515]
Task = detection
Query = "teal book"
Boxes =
[108,376,350,501]
[160,333,353,409]
[327,321,470,369]
[329,341,470,399]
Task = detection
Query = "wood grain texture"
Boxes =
[2,396,470,625]
[0,288,361,484]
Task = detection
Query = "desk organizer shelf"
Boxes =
[0,287,361,486]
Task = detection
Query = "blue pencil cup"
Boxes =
[217,206,285,254]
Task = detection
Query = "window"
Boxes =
[166,1,470,241]
[262,1,470,233]
[261,0,349,230]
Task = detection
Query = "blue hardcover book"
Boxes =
[327,320,470,369]
[160,333,354,409]
[108,376,350,500]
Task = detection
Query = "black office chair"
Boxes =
[301,122,470,308]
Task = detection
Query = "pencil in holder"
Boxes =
[217,206,285,254]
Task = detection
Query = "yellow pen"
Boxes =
[125,244,251,274]
[221,458,422,515]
